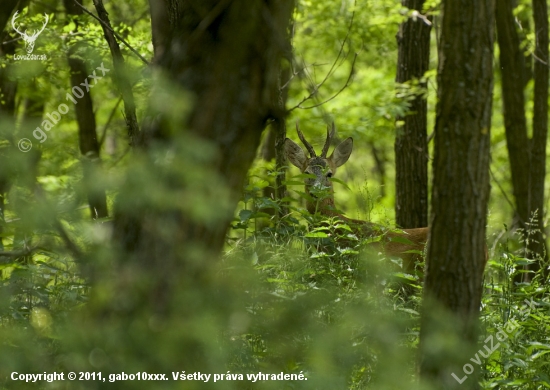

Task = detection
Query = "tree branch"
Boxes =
[73,0,150,66]
[288,4,357,112]
[0,246,38,261]
[295,53,357,110]
[82,0,142,145]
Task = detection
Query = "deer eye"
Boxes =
[327,172,333,178]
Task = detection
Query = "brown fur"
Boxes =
[285,127,488,279]
[285,129,428,273]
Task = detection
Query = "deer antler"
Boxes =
[296,122,316,157]
[320,122,335,158]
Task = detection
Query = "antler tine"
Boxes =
[296,122,316,157]
[321,122,335,157]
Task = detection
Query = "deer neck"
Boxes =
[305,186,339,216]
[305,186,383,238]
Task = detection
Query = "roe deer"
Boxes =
[284,123,429,275]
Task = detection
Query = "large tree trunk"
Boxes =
[496,0,548,281]
[111,0,294,304]
[419,0,494,387]
[395,0,431,231]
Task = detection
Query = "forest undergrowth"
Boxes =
[0,172,549,390]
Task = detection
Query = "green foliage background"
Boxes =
[0,0,549,389]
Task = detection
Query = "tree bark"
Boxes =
[369,142,387,199]
[395,0,431,232]
[527,0,548,274]
[92,0,141,146]
[64,0,108,219]
[496,0,548,281]
[495,0,530,228]
[0,0,19,134]
[110,0,294,313]
[274,67,291,219]
[0,0,25,257]
[260,66,291,221]
[419,0,494,387]
[137,0,292,247]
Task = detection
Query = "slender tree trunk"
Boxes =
[496,0,548,281]
[419,0,494,387]
[495,0,530,228]
[395,0,431,232]
[10,93,44,261]
[0,2,19,251]
[260,67,291,221]
[260,126,277,217]
[64,0,108,220]
[527,0,548,273]
[395,0,431,277]
[0,1,19,134]
[369,142,387,199]
[274,67,291,219]
[67,49,108,219]
[92,0,141,145]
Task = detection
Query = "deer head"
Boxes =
[12,11,49,54]
[284,122,353,214]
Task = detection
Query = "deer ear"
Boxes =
[330,137,353,167]
[284,138,307,169]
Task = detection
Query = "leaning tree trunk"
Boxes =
[419,0,494,388]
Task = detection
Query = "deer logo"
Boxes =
[11,11,49,54]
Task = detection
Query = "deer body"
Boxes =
[284,124,429,272]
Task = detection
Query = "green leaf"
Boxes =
[239,209,253,222]
[396,307,419,316]
[338,248,359,255]
[250,252,258,265]
[63,22,76,33]
[334,223,352,232]
[363,235,382,244]
[305,232,329,238]
[329,177,351,190]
